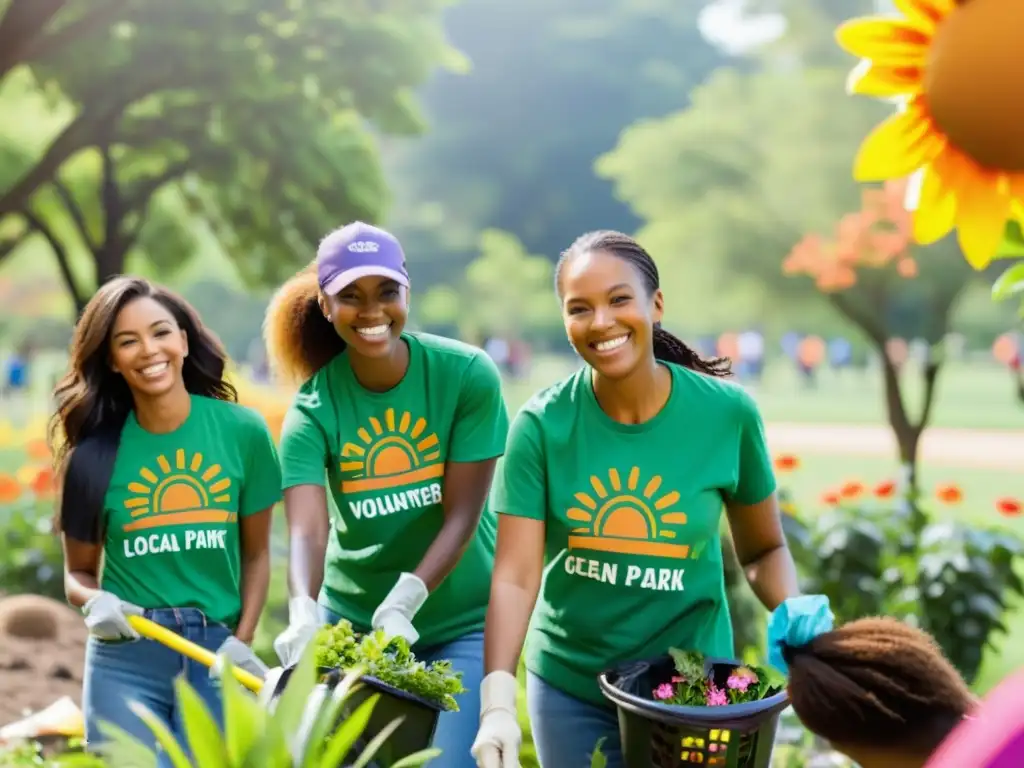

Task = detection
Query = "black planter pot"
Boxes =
[598,655,790,768]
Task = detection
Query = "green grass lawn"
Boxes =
[505,354,1024,430]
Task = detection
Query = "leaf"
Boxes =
[220,661,266,765]
[303,666,368,763]
[349,715,406,768]
[389,748,444,767]
[94,720,159,768]
[174,675,228,768]
[319,690,379,767]
[590,737,608,768]
[991,261,1024,302]
[272,643,319,742]
[127,700,194,768]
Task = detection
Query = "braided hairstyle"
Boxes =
[263,262,347,385]
[785,617,973,758]
[555,230,731,378]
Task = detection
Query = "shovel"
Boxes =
[125,615,287,706]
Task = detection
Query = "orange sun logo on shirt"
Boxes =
[122,449,235,531]
[340,408,443,494]
[567,467,690,559]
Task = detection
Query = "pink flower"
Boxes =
[727,675,751,692]
[654,683,674,700]
[706,684,728,707]
[671,676,686,683]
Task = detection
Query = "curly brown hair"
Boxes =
[785,616,973,756]
[262,262,346,385]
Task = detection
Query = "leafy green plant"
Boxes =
[781,487,1024,683]
[0,739,108,767]
[96,644,441,767]
[313,620,465,711]
[0,499,64,600]
[651,650,785,707]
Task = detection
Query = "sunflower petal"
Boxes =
[905,0,956,25]
[854,105,945,182]
[835,18,931,65]
[955,172,1012,270]
[895,0,954,29]
[848,61,924,97]
[912,165,955,245]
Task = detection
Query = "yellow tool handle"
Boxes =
[127,614,265,693]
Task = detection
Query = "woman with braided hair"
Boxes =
[785,616,976,768]
[471,230,834,768]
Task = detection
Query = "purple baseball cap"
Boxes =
[316,221,410,295]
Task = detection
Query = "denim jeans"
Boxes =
[320,605,484,768]
[82,607,231,768]
[526,670,624,768]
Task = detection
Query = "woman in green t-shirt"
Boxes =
[470,231,834,768]
[264,222,509,766]
[52,277,282,763]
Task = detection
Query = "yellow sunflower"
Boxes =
[836,0,1024,269]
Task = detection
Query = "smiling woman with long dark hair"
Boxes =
[49,277,282,764]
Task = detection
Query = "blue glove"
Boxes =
[767,594,835,675]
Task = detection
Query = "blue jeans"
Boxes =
[320,606,484,767]
[526,671,624,768]
[82,608,231,768]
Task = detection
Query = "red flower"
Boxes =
[996,498,1022,517]
[936,484,963,504]
[821,491,841,506]
[840,481,864,499]
[874,480,897,499]
[774,455,800,473]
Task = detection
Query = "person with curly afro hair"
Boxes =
[784,616,977,768]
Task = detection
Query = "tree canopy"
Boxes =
[0,0,465,312]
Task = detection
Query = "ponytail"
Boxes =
[264,264,347,385]
[652,324,731,378]
[787,617,972,756]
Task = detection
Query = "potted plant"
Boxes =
[598,648,789,768]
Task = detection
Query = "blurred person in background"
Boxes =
[471,230,833,768]
[50,277,280,764]
[264,222,509,766]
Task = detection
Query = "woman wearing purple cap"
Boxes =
[263,222,509,765]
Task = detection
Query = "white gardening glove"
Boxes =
[210,636,270,680]
[273,596,322,667]
[371,572,428,646]
[471,671,521,768]
[82,591,143,641]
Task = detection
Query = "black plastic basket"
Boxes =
[598,655,789,768]
[270,665,442,767]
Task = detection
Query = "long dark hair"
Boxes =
[555,230,731,377]
[49,276,237,542]
[785,616,973,757]
[263,261,347,385]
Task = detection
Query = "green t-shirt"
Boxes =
[101,395,283,627]
[279,332,509,647]
[494,363,776,705]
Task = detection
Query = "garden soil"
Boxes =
[0,594,86,728]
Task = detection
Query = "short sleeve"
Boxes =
[492,408,546,520]
[240,412,284,516]
[726,388,777,506]
[280,395,331,489]
[447,352,510,463]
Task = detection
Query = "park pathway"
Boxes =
[765,423,1024,471]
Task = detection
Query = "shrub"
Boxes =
[780,473,1024,683]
